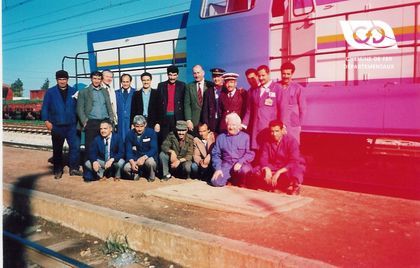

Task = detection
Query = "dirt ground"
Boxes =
[3,146,420,267]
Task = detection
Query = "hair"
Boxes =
[256,65,270,74]
[197,122,209,130]
[102,69,113,76]
[133,115,147,125]
[245,68,257,77]
[280,61,296,73]
[225,112,241,125]
[100,118,113,128]
[167,65,179,74]
[269,119,284,129]
[120,73,132,82]
[141,72,152,80]
[90,71,103,79]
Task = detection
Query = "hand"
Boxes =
[171,159,181,169]
[212,170,223,181]
[104,159,114,169]
[233,163,242,172]
[154,124,161,133]
[187,120,194,131]
[262,168,272,185]
[92,161,101,172]
[203,155,211,165]
[130,161,138,172]
[271,168,287,187]
[169,151,178,163]
[136,156,147,166]
[45,121,53,131]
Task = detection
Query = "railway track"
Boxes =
[3,123,50,135]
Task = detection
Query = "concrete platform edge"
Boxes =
[3,183,335,268]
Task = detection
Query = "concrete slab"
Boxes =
[144,181,313,217]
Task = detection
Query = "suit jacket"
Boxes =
[41,85,78,126]
[130,88,164,128]
[115,87,135,141]
[184,80,214,127]
[77,84,115,127]
[193,132,216,164]
[88,134,124,163]
[201,86,223,133]
[125,128,158,162]
[157,80,186,121]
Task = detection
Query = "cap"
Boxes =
[56,70,69,79]
[176,120,188,130]
[222,72,239,80]
[210,68,226,76]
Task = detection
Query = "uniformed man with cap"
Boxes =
[159,120,194,180]
[218,72,247,132]
[202,67,225,133]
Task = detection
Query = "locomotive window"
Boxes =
[201,0,255,18]
[293,0,314,16]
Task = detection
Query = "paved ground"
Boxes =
[3,146,420,267]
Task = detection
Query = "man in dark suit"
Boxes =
[123,115,158,181]
[157,65,186,145]
[84,119,125,180]
[184,65,213,134]
[77,71,115,181]
[41,70,82,179]
[131,72,164,133]
[201,68,225,133]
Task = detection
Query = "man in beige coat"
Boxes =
[192,122,216,181]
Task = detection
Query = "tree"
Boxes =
[41,78,50,90]
[10,78,23,97]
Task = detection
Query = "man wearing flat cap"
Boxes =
[41,70,82,179]
[202,67,225,133]
[160,120,194,180]
[218,72,247,132]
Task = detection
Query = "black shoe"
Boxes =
[147,177,156,182]
[54,171,63,180]
[161,174,171,181]
[69,169,83,176]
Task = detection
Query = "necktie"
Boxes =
[123,89,128,100]
[197,84,203,106]
[104,138,109,161]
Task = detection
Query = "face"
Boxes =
[100,123,112,138]
[281,69,293,85]
[192,66,204,82]
[91,75,102,87]
[103,71,113,85]
[226,120,240,135]
[177,129,187,140]
[246,73,259,88]
[224,79,236,92]
[121,75,131,89]
[168,72,178,84]
[198,124,210,140]
[56,78,68,89]
[270,125,283,142]
[212,75,224,87]
[134,123,146,135]
[141,75,152,89]
[257,69,270,85]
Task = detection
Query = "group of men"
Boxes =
[41,62,306,194]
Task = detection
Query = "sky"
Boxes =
[2,0,191,97]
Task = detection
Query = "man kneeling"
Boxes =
[211,113,254,187]
[85,119,125,180]
[256,120,305,195]
[123,115,158,181]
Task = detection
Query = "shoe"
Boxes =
[54,171,63,180]
[147,177,156,182]
[113,177,121,181]
[161,174,171,181]
[133,174,140,181]
[69,169,83,176]
[287,183,301,195]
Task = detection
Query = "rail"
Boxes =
[62,37,187,88]
[4,230,91,268]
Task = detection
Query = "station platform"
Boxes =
[3,146,420,267]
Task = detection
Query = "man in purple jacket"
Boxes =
[211,113,254,187]
[256,120,305,195]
